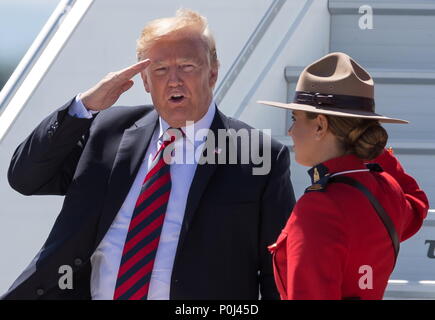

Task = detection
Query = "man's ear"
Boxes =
[315,114,329,140]
[141,71,150,93]
[209,65,219,88]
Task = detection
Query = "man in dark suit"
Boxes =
[3,9,295,300]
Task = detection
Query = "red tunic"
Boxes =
[269,149,429,300]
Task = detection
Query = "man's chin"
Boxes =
[164,116,196,129]
[158,104,208,128]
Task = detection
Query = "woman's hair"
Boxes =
[306,112,388,160]
[136,9,219,68]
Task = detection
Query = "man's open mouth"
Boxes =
[169,94,185,103]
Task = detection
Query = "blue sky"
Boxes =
[0,0,60,88]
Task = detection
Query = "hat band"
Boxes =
[294,91,375,112]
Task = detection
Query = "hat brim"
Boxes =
[257,101,408,124]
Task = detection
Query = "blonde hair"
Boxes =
[306,112,388,160]
[136,9,219,68]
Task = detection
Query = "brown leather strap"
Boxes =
[329,175,400,264]
[294,91,375,112]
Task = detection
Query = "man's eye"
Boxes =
[154,67,167,74]
[181,64,195,72]
[291,116,296,122]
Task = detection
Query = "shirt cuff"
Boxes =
[68,94,99,119]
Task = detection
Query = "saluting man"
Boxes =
[3,9,295,300]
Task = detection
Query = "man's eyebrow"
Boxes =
[149,58,203,66]
[150,60,166,66]
[178,57,202,64]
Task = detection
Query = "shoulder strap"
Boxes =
[329,175,400,264]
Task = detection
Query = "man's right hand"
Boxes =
[80,59,151,111]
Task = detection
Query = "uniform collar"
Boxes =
[308,154,367,184]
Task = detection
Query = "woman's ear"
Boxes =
[315,114,329,140]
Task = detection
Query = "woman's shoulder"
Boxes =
[300,174,366,204]
[292,175,375,223]
[293,188,345,218]
[283,186,351,243]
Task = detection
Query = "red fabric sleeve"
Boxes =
[283,192,349,299]
[371,148,429,240]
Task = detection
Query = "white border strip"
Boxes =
[0,0,94,142]
[388,280,409,284]
[329,0,435,15]
[285,67,435,85]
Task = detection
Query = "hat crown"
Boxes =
[257,51,408,124]
[296,52,374,99]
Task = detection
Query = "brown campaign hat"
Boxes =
[258,52,408,124]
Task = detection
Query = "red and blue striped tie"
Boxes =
[113,128,182,300]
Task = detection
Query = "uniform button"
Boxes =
[47,129,54,137]
[74,258,82,266]
[36,288,44,296]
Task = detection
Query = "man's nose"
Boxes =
[168,69,183,87]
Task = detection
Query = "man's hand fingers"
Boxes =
[82,61,149,111]
[116,59,151,81]
[120,80,134,93]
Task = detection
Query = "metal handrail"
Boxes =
[214,0,286,106]
[0,0,76,115]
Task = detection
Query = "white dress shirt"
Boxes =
[68,96,216,299]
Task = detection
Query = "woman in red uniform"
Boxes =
[259,52,429,300]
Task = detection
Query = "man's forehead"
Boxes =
[151,30,205,46]
[147,31,207,50]
[142,32,210,65]
[150,56,203,65]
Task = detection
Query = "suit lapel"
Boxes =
[94,109,159,247]
[173,109,229,261]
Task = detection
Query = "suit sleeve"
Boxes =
[284,193,349,300]
[259,144,295,299]
[8,98,96,196]
[372,148,429,241]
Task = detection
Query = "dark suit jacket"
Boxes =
[3,99,295,300]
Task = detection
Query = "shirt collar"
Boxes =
[158,99,216,147]
[307,154,367,184]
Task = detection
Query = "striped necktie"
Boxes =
[113,127,182,300]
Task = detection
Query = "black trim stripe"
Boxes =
[294,91,375,113]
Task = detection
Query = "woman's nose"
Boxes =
[287,124,294,137]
